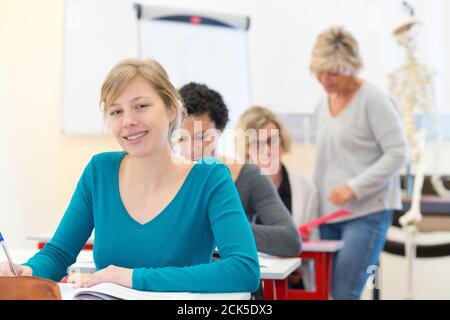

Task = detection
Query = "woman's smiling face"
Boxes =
[105,77,176,157]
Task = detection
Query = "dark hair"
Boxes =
[178,82,229,131]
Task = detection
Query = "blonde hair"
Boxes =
[100,58,186,142]
[235,106,292,160]
[310,26,363,75]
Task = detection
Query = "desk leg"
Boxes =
[275,279,288,300]
[287,251,333,300]
[315,252,328,299]
[324,252,332,299]
[263,280,276,300]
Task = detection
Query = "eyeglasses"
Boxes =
[248,134,280,149]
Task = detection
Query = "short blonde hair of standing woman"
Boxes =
[235,106,292,161]
[100,58,186,143]
[310,26,363,76]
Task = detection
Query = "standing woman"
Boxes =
[310,27,408,299]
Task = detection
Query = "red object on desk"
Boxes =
[37,242,93,250]
[298,210,351,239]
[294,211,349,299]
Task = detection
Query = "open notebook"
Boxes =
[63,282,200,300]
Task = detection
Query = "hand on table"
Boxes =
[72,265,133,289]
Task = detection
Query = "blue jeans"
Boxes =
[319,210,393,300]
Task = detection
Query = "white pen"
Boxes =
[0,232,18,275]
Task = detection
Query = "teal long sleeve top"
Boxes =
[24,152,260,293]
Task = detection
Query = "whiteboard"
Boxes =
[62,1,252,154]
[62,0,137,134]
[137,5,251,156]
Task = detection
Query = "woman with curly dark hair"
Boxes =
[178,82,301,259]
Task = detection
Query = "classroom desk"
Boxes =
[6,249,250,300]
[66,253,302,301]
[22,241,302,301]
[287,240,344,300]
[259,256,301,300]
[29,248,301,301]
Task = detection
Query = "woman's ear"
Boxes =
[167,105,177,122]
[279,141,286,157]
[215,128,224,140]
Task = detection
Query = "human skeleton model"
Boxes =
[389,18,435,226]
[388,16,441,299]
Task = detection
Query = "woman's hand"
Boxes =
[66,272,92,285]
[328,185,355,206]
[79,265,133,288]
[300,228,311,242]
[0,262,33,276]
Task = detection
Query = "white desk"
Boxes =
[302,240,344,253]
[260,257,301,280]
[6,249,250,300]
[66,252,301,300]
[258,255,301,300]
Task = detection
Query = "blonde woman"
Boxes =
[236,106,318,291]
[310,27,408,299]
[0,59,260,293]
[235,106,318,237]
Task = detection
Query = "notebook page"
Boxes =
[73,282,199,300]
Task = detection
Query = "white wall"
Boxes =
[0,0,121,249]
[136,0,449,113]
[54,0,450,115]
[360,253,450,300]
[361,229,450,300]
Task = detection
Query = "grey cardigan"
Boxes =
[235,164,301,257]
[312,82,409,222]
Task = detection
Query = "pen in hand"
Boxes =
[0,232,18,276]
